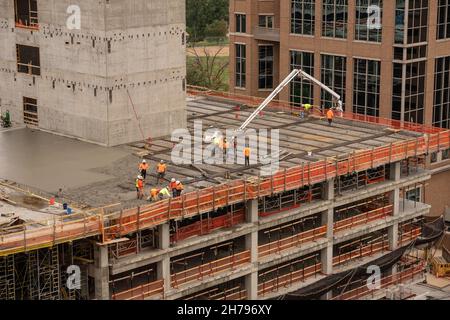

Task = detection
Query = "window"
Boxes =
[14,0,39,29]
[321,54,346,109]
[437,0,450,39]
[16,44,40,76]
[433,56,450,128]
[406,186,422,202]
[290,51,314,106]
[355,0,383,42]
[235,14,246,33]
[407,0,428,44]
[259,15,274,28]
[322,0,348,38]
[353,58,381,117]
[258,45,274,89]
[392,60,426,123]
[291,0,315,35]
[23,97,38,125]
[235,44,246,88]
[395,0,406,43]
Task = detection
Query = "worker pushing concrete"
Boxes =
[148,187,159,202]
[139,159,149,180]
[156,160,167,184]
[326,108,335,126]
[158,186,171,200]
[135,175,144,200]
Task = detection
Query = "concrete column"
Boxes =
[157,223,171,294]
[389,162,401,182]
[157,257,171,295]
[158,223,170,249]
[322,179,334,275]
[321,243,333,275]
[388,162,401,251]
[324,178,335,201]
[245,199,258,299]
[93,245,110,300]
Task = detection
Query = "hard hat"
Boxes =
[138,175,143,179]
[171,178,176,182]
[142,159,146,163]
[176,180,181,184]
[160,160,164,163]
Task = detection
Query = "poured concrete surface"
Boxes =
[0,128,129,193]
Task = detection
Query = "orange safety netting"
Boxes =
[1,90,449,256]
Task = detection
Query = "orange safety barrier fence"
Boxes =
[333,205,393,234]
[398,228,421,246]
[111,279,164,300]
[171,210,245,243]
[333,240,390,267]
[171,250,251,288]
[1,90,449,256]
[258,263,322,296]
[332,263,424,300]
[259,226,327,258]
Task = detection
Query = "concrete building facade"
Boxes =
[0,0,187,146]
[228,0,450,216]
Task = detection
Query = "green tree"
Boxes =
[186,0,229,42]
[204,20,228,38]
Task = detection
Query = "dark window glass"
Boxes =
[290,51,314,106]
[291,0,315,35]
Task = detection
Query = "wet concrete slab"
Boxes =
[0,128,129,193]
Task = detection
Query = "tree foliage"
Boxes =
[186,0,229,42]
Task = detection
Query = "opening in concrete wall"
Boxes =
[16,44,40,76]
[23,97,38,126]
[14,0,39,29]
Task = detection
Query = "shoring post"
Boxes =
[118,209,123,238]
[243,180,247,201]
[167,197,172,220]
[136,207,141,233]
[213,186,216,211]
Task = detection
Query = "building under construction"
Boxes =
[1,88,448,300]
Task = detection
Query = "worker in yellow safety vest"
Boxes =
[158,186,171,200]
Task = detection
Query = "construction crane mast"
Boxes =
[236,69,343,134]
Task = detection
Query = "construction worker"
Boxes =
[135,175,144,200]
[244,146,250,167]
[326,108,335,126]
[175,180,184,197]
[148,187,160,202]
[158,186,171,200]
[221,137,229,161]
[1,110,11,128]
[156,160,167,184]
[139,159,149,180]
[213,135,220,157]
[304,103,312,116]
[169,178,178,197]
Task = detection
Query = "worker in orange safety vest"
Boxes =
[175,180,184,197]
[169,178,178,197]
[156,160,167,184]
[139,159,149,180]
[244,146,250,167]
[326,108,335,126]
[135,175,144,200]
[148,187,160,202]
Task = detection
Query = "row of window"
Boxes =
[236,1,450,43]
[235,46,450,127]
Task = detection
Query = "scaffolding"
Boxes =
[0,255,15,299]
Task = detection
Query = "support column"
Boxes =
[157,223,171,295]
[93,245,110,300]
[389,162,400,251]
[321,179,334,276]
[245,199,258,300]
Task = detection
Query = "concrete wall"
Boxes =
[0,0,186,146]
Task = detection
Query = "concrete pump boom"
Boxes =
[236,68,343,134]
